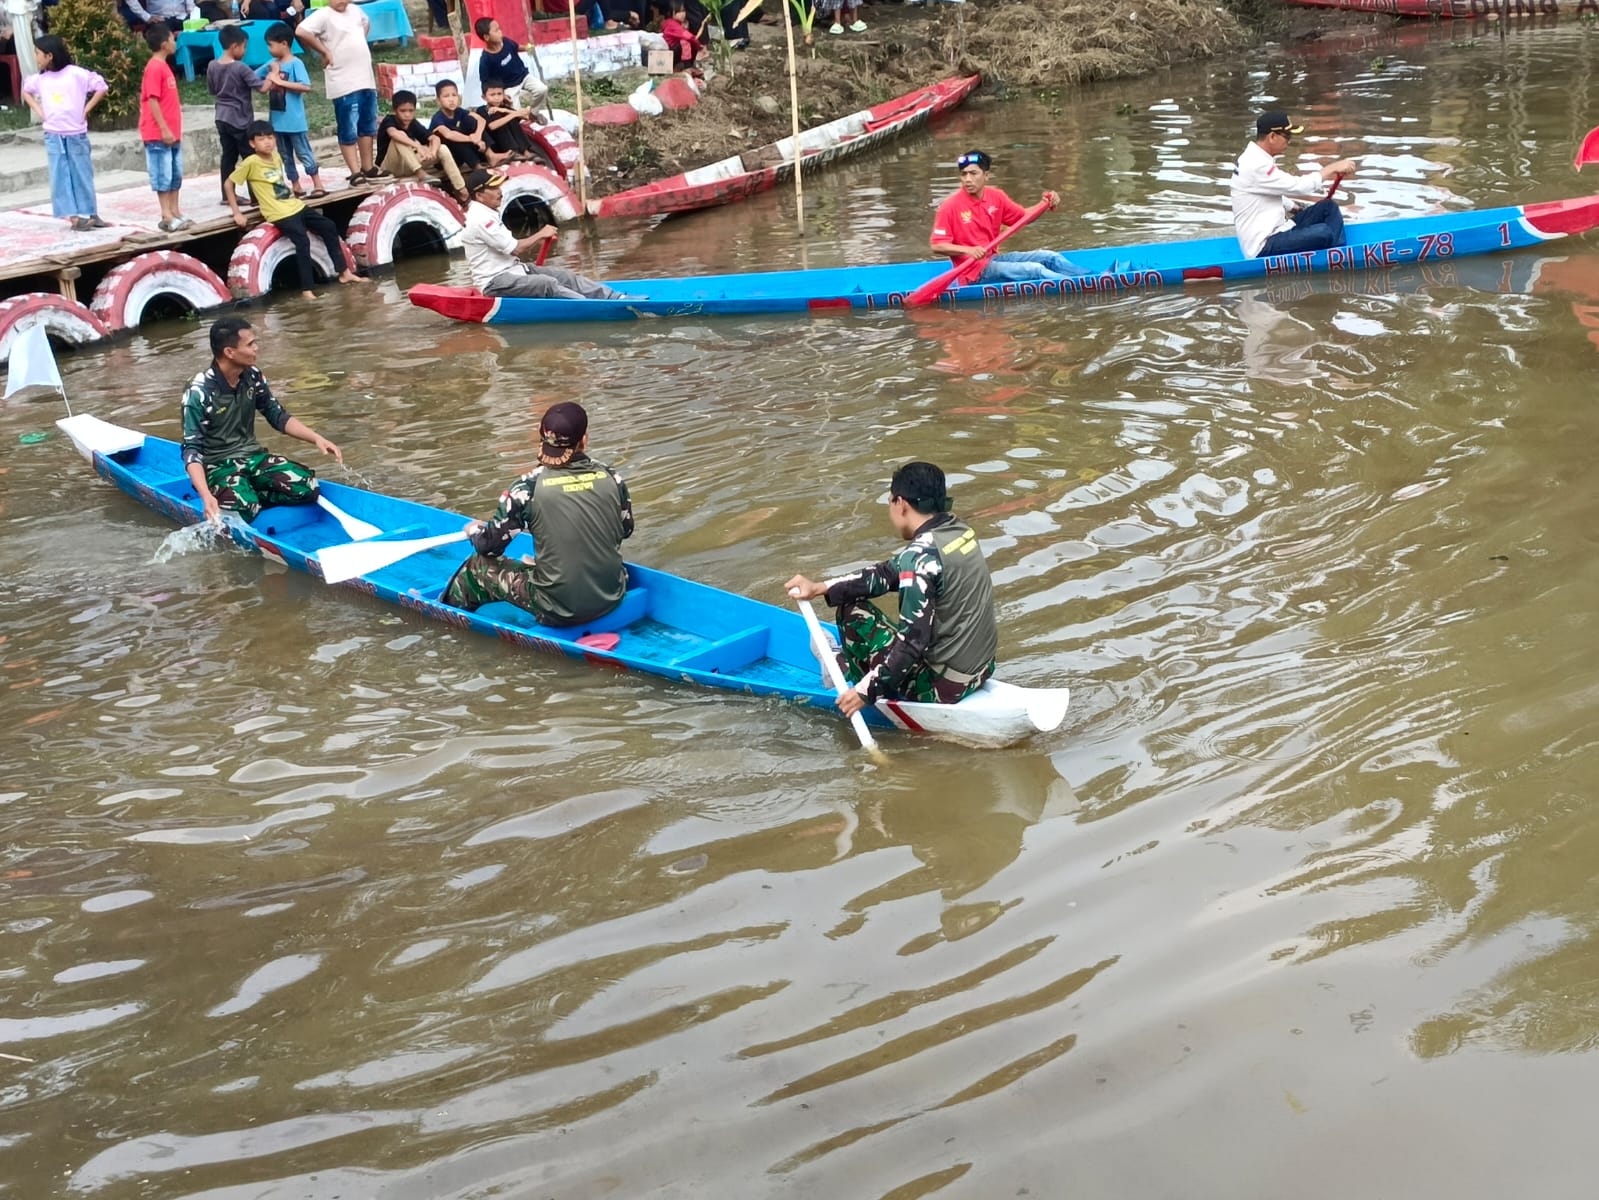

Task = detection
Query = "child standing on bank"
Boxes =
[296,0,389,184]
[226,120,369,301]
[255,22,323,198]
[208,25,258,205]
[139,21,191,232]
[21,35,109,232]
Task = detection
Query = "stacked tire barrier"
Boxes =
[0,172,576,366]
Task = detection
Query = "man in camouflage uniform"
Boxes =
[445,401,634,626]
[181,316,343,525]
[786,460,999,716]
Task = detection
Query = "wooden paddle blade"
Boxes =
[316,530,469,585]
[1576,126,1599,171]
[316,495,382,541]
[903,261,975,309]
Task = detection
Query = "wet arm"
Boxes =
[470,478,535,556]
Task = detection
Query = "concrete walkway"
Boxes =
[0,106,345,212]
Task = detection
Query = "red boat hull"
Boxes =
[1286,0,1599,16]
[591,75,980,221]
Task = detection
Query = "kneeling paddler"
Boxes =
[786,460,998,717]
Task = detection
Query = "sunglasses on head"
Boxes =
[956,153,988,170]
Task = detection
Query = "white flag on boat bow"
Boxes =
[4,323,64,399]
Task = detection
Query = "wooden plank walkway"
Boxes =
[0,164,373,297]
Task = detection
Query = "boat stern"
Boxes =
[408,284,501,324]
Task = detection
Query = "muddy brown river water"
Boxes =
[4,17,1599,1199]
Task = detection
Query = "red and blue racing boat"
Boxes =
[408,192,1599,326]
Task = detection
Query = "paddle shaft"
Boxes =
[793,595,886,763]
[906,197,1053,308]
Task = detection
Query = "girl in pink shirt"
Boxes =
[21,36,109,231]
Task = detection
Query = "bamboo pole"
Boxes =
[781,0,803,235]
[567,2,589,213]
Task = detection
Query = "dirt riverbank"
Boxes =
[560,0,1254,196]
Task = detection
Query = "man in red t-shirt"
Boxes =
[139,22,192,232]
[929,150,1081,283]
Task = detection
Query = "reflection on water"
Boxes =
[5,17,1599,1200]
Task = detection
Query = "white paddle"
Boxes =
[317,530,470,585]
[791,592,888,766]
[316,495,382,541]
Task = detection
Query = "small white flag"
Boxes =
[4,323,64,400]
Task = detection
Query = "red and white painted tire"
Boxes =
[226,224,358,297]
[500,163,581,225]
[527,122,583,181]
[345,182,466,269]
[88,251,231,332]
[0,292,110,364]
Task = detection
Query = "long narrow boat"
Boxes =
[1285,0,1597,17]
[59,416,1069,750]
[590,75,981,221]
[409,192,1599,326]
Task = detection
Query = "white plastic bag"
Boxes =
[628,80,663,117]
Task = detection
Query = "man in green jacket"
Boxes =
[181,316,343,525]
[786,460,998,716]
[445,402,634,626]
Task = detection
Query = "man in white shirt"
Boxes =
[1230,111,1357,258]
[459,170,626,300]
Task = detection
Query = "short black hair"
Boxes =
[143,20,173,51]
[34,35,72,70]
[246,119,275,140]
[210,316,253,358]
[890,461,951,515]
[219,24,248,49]
[473,15,494,37]
[391,89,417,108]
[435,79,459,95]
[265,20,293,45]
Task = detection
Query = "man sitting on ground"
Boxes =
[181,317,343,526]
[1231,111,1357,258]
[445,402,634,627]
[459,169,628,300]
[929,150,1083,284]
[785,461,999,716]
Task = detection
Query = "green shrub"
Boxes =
[48,0,147,129]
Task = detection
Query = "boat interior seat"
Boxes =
[667,625,770,674]
[477,587,650,641]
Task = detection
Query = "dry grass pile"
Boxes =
[582,49,936,196]
[951,0,1248,88]
[574,0,1248,195]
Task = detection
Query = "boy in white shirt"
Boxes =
[1230,111,1357,258]
[296,0,392,184]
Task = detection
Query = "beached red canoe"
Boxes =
[1286,0,1597,16]
[590,74,981,221]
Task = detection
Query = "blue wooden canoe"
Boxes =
[59,416,1069,749]
[408,193,1599,325]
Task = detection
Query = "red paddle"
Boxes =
[1575,126,1599,171]
[535,232,553,266]
[904,197,1053,309]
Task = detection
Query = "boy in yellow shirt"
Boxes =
[226,120,369,301]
